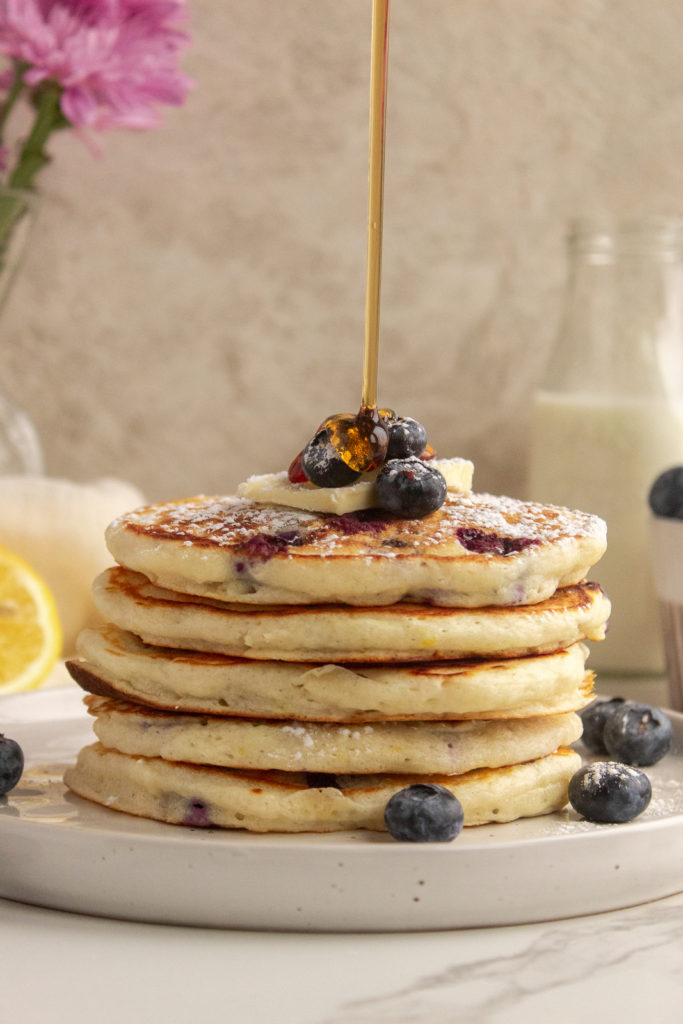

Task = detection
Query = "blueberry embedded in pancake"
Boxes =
[104,492,607,607]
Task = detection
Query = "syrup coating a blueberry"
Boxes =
[301,429,362,488]
[568,762,652,823]
[602,701,673,767]
[376,457,447,518]
[291,408,452,519]
[648,466,683,519]
[322,406,389,472]
[384,783,464,842]
[0,734,24,796]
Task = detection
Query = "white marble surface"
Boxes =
[3,892,683,1024]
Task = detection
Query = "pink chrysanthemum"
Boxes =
[0,0,193,130]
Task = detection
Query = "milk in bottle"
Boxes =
[528,219,683,674]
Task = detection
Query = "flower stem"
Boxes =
[9,83,66,191]
[0,188,33,292]
[0,60,29,146]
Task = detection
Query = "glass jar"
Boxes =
[0,187,43,474]
[528,217,683,675]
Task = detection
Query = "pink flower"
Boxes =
[0,0,194,131]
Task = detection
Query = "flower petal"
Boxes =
[0,0,193,134]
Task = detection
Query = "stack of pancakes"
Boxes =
[64,485,610,833]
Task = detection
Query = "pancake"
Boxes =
[83,694,582,775]
[64,743,582,832]
[68,625,594,722]
[104,492,607,607]
[92,567,610,662]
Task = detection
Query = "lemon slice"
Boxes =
[0,544,62,695]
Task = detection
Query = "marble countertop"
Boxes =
[4,674,682,1023]
[4,891,683,1024]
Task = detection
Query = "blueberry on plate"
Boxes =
[648,466,683,519]
[579,697,627,754]
[301,429,361,488]
[568,762,652,823]
[603,701,673,767]
[376,457,447,518]
[385,416,428,460]
[384,783,464,842]
[0,734,24,796]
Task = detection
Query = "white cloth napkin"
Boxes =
[0,475,145,657]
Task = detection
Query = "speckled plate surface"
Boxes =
[1,687,682,932]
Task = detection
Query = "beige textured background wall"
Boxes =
[5,0,683,502]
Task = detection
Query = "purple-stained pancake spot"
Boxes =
[456,527,540,556]
[327,512,390,536]
[237,532,301,560]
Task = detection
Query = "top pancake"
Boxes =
[105,492,606,607]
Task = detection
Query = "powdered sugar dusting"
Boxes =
[648,775,683,816]
[110,497,320,546]
[578,761,644,787]
[544,765,683,835]
[281,724,315,747]
[108,492,606,559]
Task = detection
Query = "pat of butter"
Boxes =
[237,458,474,514]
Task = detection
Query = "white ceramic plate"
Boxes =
[1,687,682,932]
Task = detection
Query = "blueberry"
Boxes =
[183,798,213,827]
[385,416,428,460]
[301,430,361,488]
[603,701,673,767]
[376,457,447,518]
[579,697,627,754]
[648,466,683,518]
[568,762,652,823]
[0,734,24,796]
[384,783,464,842]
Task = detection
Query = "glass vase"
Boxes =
[0,186,44,475]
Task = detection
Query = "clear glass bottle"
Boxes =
[0,187,43,475]
[0,393,43,473]
[528,217,683,675]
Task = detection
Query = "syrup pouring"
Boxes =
[288,1,446,516]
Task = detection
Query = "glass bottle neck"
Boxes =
[542,218,683,403]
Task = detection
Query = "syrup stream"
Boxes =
[292,1,392,479]
[362,0,391,412]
